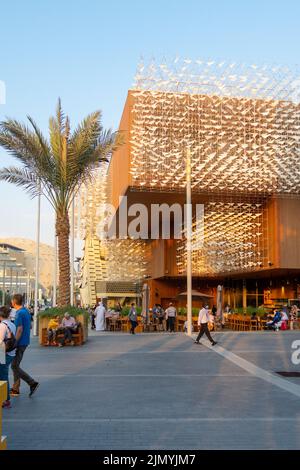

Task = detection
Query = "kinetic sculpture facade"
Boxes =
[77,58,300,304]
[129,58,300,276]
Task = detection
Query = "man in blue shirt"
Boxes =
[10,294,39,397]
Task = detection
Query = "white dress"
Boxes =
[95,304,106,331]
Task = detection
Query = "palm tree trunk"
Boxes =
[56,211,70,306]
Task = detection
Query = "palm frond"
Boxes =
[0,100,124,213]
[0,119,44,169]
[0,166,40,198]
[94,129,124,160]
[66,111,101,179]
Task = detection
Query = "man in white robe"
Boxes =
[95,301,106,331]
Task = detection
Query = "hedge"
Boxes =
[38,306,89,322]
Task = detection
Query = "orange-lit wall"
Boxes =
[267,196,300,269]
[109,92,133,209]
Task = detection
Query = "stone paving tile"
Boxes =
[3,332,300,450]
[5,420,300,450]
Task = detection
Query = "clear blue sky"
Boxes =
[0,0,300,249]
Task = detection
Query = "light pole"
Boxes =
[15,269,19,294]
[2,261,6,306]
[9,267,13,293]
[33,185,41,336]
[70,196,75,306]
[52,233,57,307]
[186,147,192,336]
[26,273,30,307]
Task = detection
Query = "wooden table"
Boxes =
[106,317,122,331]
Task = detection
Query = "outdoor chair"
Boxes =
[259,319,268,331]
[120,318,127,332]
[227,315,234,330]
[250,319,259,331]
[243,316,251,331]
[233,315,240,331]
[109,318,117,332]
[235,315,241,330]
[177,319,185,332]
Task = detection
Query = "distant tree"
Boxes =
[0,100,121,305]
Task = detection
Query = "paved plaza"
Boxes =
[2,330,300,450]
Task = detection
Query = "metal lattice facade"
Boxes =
[76,58,300,293]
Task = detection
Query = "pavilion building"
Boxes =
[78,58,300,310]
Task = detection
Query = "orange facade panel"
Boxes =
[109,91,134,209]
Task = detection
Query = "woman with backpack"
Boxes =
[0,306,17,408]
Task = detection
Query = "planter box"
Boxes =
[0,381,7,450]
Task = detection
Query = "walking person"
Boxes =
[0,306,17,408]
[165,302,177,332]
[194,304,217,346]
[10,294,39,398]
[95,300,106,332]
[88,306,96,330]
[128,303,138,334]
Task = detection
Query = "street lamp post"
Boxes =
[33,186,41,336]
[70,196,75,306]
[9,267,13,293]
[2,261,6,306]
[26,273,30,307]
[52,234,57,307]
[186,147,192,337]
[16,270,19,294]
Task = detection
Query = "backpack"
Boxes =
[3,321,17,353]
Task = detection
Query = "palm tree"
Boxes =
[0,99,120,306]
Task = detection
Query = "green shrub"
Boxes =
[233,306,268,316]
[178,307,199,316]
[38,306,89,324]
[119,306,142,316]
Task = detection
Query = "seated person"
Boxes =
[278,310,289,330]
[148,308,153,322]
[46,315,60,346]
[183,320,194,333]
[105,309,113,318]
[59,312,77,347]
[152,305,159,322]
[251,312,258,321]
[266,310,282,330]
[141,310,147,324]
